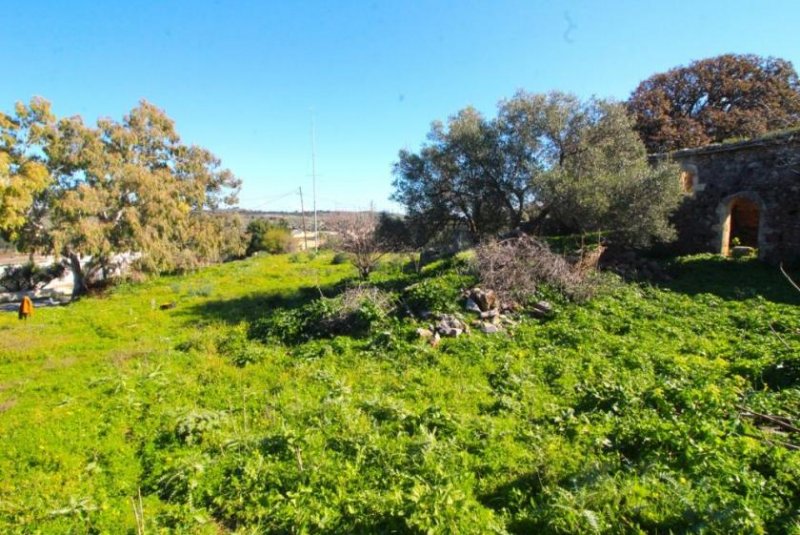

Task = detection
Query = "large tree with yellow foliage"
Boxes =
[1,98,245,297]
[0,98,52,244]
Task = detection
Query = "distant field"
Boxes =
[1,253,800,533]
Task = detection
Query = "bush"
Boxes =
[403,273,469,314]
[246,219,295,256]
[250,286,394,344]
[0,261,66,291]
[217,325,269,367]
[331,252,349,265]
[474,235,596,303]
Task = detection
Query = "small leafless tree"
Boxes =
[330,211,389,279]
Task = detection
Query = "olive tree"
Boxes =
[392,91,682,247]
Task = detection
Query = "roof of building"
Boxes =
[651,127,800,159]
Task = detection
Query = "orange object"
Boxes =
[18,296,34,320]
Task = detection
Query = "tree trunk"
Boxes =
[68,252,87,300]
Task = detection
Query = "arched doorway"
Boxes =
[719,194,763,256]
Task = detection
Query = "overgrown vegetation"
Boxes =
[2,252,800,533]
[474,235,596,303]
[0,260,65,291]
[245,218,295,256]
[391,91,682,247]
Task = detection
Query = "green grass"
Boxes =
[1,252,800,533]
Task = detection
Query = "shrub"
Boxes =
[331,252,349,265]
[0,261,66,291]
[246,219,295,256]
[174,410,223,445]
[403,273,469,314]
[250,286,394,344]
[474,235,596,303]
[217,325,269,367]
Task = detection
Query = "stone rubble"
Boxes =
[415,286,554,344]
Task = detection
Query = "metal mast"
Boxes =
[299,187,308,251]
[311,114,318,252]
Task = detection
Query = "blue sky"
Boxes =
[2,1,798,211]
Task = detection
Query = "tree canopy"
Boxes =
[392,91,682,247]
[628,54,800,153]
[1,98,245,296]
[0,98,52,244]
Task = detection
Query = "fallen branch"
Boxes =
[780,263,800,294]
[737,405,800,434]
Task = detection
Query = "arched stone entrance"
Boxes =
[718,192,765,256]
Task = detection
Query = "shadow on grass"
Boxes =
[659,256,800,306]
[180,281,347,326]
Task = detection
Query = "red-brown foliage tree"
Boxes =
[628,54,800,153]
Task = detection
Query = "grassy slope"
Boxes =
[1,253,800,533]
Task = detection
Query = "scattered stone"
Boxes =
[465,298,481,313]
[480,309,499,320]
[531,300,552,318]
[480,323,500,334]
[469,288,498,312]
[731,246,755,259]
[435,314,468,337]
[430,332,441,347]
[416,327,433,339]
[501,301,522,313]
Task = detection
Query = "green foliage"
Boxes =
[216,324,270,367]
[331,251,349,265]
[1,98,244,297]
[0,98,52,244]
[2,252,800,532]
[0,261,65,291]
[403,273,472,314]
[245,218,294,256]
[393,91,683,247]
[251,285,394,344]
[174,410,224,446]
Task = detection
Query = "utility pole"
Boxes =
[311,113,318,252]
[299,187,308,251]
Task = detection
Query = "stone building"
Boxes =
[659,131,800,264]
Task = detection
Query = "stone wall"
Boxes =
[657,132,800,264]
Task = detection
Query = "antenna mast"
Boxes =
[299,187,308,251]
[311,113,318,252]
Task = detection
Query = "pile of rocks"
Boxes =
[416,287,554,345]
[416,314,470,346]
[465,287,551,333]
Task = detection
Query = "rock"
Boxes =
[731,246,755,258]
[435,314,468,337]
[416,328,433,339]
[531,300,552,318]
[430,332,441,347]
[159,302,176,310]
[469,288,498,312]
[480,309,499,320]
[465,298,481,313]
[480,323,500,334]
